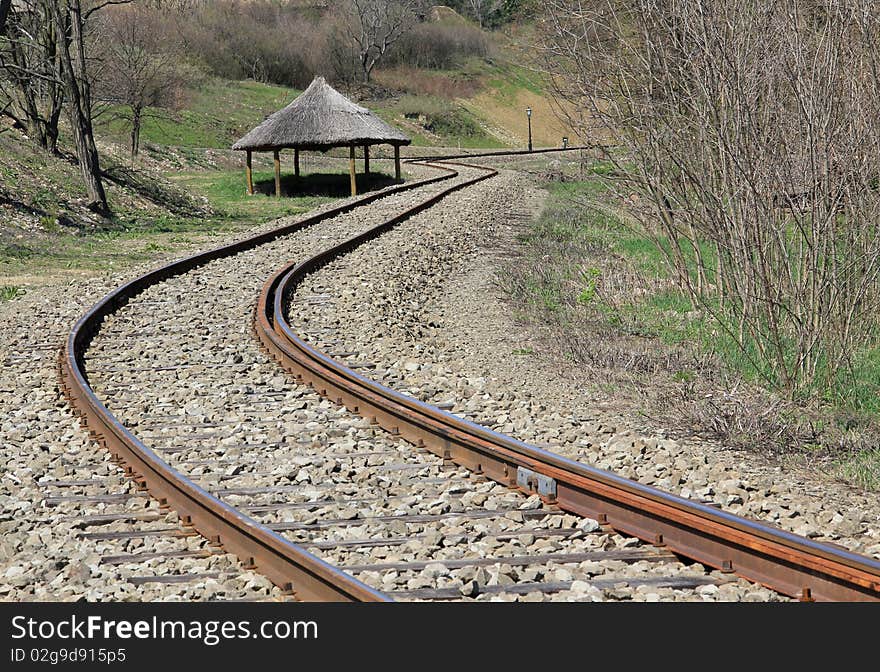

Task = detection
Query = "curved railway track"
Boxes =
[59,151,880,601]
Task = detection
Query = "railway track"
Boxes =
[60,151,880,601]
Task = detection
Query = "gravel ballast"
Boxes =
[55,163,774,601]
[5,152,868,603]
[285,164,880,567]
[0,165,435,601]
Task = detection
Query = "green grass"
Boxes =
[521,179,722,344]
[530,184,876,407]
[0,215,243,277]
[168,169,336,221]
[97,75,511,151]
[0,244,34,261]
[0,105,371,284]
[0,285,25,301]
[826,347,880,416]
[542,180,694,279]
[505,171,880,475]
[97,79,298,149]
[1,167,365,276]
[484,61,547,99]
[834,448,880,490]
[374,95,505,149]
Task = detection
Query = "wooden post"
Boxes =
[294,148,300,178]
[245,150,253,195]
[349,144,357,196]
[273,149,281,197]
[394,144,401,181]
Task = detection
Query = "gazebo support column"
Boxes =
[273,150,281,197]
[294,148,300,178]
[245,150,254,195]
[394,145,401,181]
[349,145,357,196]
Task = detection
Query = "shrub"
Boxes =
[178,1,314,87]
[385,22,488,70]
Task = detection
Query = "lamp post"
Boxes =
[526,106,533,152]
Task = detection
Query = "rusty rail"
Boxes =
[406,145,591,162]
[58,161,477,602]
[256,163,880,602]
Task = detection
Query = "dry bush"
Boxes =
[536,0,880,401]
[128,2,477,88]
[667,383,819,454]
[310,14,362,86]
[375,67,483,97]
[496,173,862,457]
[175,1,314,87]
[385,20,489,69]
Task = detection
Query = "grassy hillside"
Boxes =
[370,52,572,150]
[0,125,337,291]
[97,79,298,150]
[94,15,573,153]
[1,10,574,295]
[98,65,565,154]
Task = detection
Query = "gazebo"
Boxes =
[232,76,411,197]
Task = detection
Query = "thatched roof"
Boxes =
[232,76,411,152]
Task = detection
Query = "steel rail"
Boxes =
[405,146,591,162]
[258,163,880,602]
[58,162,472,602]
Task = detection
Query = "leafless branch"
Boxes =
[535,0,880,399]
[83,0,132,21]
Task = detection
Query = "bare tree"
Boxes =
[1,0,116,212]
[536,0,880,398]
[0,0,64,154]
[93,4,190,160]
[343,0,428,83]
[49,0,109,214]
[465,0,504,28]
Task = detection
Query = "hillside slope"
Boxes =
[94,12,573,153]
[0,10,573,292]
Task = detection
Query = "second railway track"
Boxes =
[61,152,880,601]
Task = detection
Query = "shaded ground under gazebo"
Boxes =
[232,76,411,197]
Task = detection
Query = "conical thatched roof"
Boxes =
[232,76,410,152]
